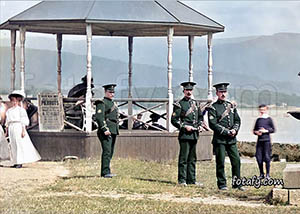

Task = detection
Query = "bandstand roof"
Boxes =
[0,0,224,37]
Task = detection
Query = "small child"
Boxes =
[253,104,275,179]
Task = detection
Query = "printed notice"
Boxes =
[38,93,64,132]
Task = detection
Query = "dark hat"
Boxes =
[103,84,116,92]
[180,81,196,90]
[81,75,93,83]
[150,113,160,121]
[213,82,230,92]
[24,98,32,103]
[8,90,26,99]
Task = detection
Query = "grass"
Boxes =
[1,157,299,214]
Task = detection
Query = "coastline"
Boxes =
[238,141,300,162]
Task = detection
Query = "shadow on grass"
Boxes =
[62,175,100,180]
[133,177,177,185]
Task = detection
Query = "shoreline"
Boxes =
[238,141,300,162]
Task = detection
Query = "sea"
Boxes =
[123,107,300,145]
[237,107,300,144]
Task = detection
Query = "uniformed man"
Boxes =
[207,82,244,191]
[95,84,119,178]
[171,81,204,186]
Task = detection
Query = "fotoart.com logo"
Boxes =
[232,176,284,189]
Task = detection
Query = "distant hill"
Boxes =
[1,32,300,100]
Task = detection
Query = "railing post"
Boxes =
[167,27,174,132]
[128,36,133,131]
[188,35,194,82]
[207,33,213,101]
[85,24,93,133]
[10,30,16,91]
[57,34,62,94]
[19,26,26,93]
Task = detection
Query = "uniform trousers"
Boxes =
[214,143,241,188]
[178,139,197,184]
[98,133,117,176]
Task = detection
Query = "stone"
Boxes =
[289,189,300,205]
[283,164,300,189]
[272,188,289,204]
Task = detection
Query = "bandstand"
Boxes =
[0,1,224,161]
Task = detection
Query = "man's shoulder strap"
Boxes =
[218,102,232,122]
[108,102,118,114]
[94,99,103,105]
[173,101,181,108]
[185,99,197,117]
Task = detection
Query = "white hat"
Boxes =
[8,90,26,99]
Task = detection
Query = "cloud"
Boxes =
[0,1,40,23]
[184,1,300,38]
[1,1,300,39]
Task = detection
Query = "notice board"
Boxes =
[38,93,64,132]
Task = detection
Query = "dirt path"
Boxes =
[0,161,69,198]
[36,191,267,208]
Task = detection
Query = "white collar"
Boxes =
[259,114,269,119]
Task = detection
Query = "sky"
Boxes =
[1,1,300,39]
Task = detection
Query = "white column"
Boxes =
[188,35,194,82]
[85,24,93,132]
[10,30,16,91]
[207,33,213,100]
[167,27,174,132]
[57,34,62,94]
[19,26,26,93]
[128,36,133,98]
[128,36,133,131]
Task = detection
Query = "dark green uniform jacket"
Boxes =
[171,97,203,140]
[208,100,240,145]
[95,97,119,135]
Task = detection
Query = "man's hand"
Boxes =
[254,130,262,136]
[198,126,205,132]
[185,125,195,132]
[104,130,111,136]
[229,129,236,137]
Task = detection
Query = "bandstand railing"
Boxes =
[28,97,212,133]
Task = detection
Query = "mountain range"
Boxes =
[1,32,300,100]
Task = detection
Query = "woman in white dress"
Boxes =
[5,90,41,168]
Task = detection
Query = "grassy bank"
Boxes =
[1,158,299,214]
[238,141,300,161]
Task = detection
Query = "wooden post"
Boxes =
[20,26,26,93]
[188,35,194,82]
[207,33,213,101]
[10,30,16,91]
[57,34,62,94]
[85,24,93,132]
[128,36,133,131]
[167,27,174,132]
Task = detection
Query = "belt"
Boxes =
[183,121,197,126]
[106,118,118,123]
[8,121,21,124]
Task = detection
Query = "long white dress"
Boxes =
[6,105,41,165]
